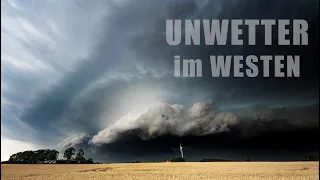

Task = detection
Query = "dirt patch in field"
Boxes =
[300,167,310,171]
[79,167,113,172]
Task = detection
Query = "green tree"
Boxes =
[7,149,59,164]
[63,147,75,161]
[76,149,85,157]
[75,149,85,163]
[36,149,46,163]
[47,150,59,163]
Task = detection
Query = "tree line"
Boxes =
[2,149,318,164]
[4,149,59,164]
[60,147,94,164]
[305,153,319,161]
[2,147,96,164]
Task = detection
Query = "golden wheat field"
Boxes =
[1,162,319,180]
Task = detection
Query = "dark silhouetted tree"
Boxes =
[86,158,93,164]
[305,153,319,161]
[64,147,75,161]
[75,149,86,163]
[76,149,84,157]
[47,150,59,163]
[6,149,59,164]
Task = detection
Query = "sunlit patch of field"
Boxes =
[1,162,318,180]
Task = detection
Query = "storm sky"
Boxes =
[1,0,319,162]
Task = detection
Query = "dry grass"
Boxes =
[1,162,319,180]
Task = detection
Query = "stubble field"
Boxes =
[1,162,318,180]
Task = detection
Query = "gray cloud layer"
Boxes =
[90,100,238,145]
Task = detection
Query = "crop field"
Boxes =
[1,162,318,180]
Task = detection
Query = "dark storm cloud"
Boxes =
[90,100,238,145]
[132,0,319,105]
[89,101,318,147]
[60,102,318,162]
[2,0,318,161]
[14,0,213,143]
